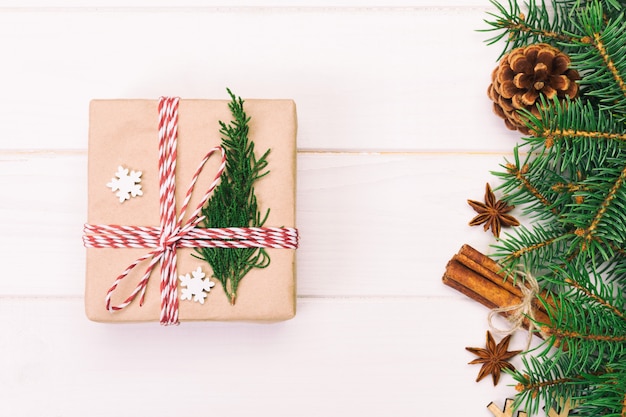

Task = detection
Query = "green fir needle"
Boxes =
[479,1,626,416]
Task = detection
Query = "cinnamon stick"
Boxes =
[443,244,553,335]
[457,245,556,316]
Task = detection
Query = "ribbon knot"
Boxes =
[83,96,299,326]
[160,229,181,248]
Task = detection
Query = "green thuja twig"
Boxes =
[194,89,271,305]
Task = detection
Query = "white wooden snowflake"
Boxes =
[179,267,215,304]
[107,165,143,203]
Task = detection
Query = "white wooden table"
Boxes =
[0,1,533,415]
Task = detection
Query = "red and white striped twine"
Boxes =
[83,96,299,326]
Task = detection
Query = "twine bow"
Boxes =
[83,97,299,325]
[488,267,540,349]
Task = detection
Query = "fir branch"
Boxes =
[571,3,626,113]
[512,341,626,416]
[537,266,626,371]
[543,326,626,342]
[554,0,626,12]
[506,162,559,215]
[551,181,590,193]
[493,147,569,221]
[512,355,587,415]
[523,98,626,167]
[503,232,564,262]
[515,375,582,403]
[480,1,626,415]
[544,127,626,144]
[483,0,578,56]
[588,32,626,100]
[564,277,626,322]
[575,363,626,417]
[574,162,626,247]
[494,224,574,271]
[514,358,626,417]
[194,89,271,305]
[555,156,626,254]
[486,0,626,116]
[604,252,626,282]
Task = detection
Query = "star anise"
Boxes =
[466,331,522,386]
[468,183,520,238]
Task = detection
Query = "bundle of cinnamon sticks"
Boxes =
[442,245,553,335]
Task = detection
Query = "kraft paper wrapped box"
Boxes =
[84,98,298,323]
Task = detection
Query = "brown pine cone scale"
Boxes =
[488,43,580,134]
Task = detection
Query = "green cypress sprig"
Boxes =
[194,89,271,305]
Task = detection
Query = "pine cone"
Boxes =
[487,43,580,134]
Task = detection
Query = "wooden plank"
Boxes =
[0,2,494,9]
[0,4,538,417]
[0,151,506,297]
[0,7,519,152]
[297,152,502,296]
[0,153,87,295]
[0,296,520,417]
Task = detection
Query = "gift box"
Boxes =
[84,97,298,323]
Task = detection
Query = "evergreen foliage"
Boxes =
[483,1,626,415]
[194,89,271,305]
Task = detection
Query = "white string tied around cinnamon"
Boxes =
[487,267,541,349]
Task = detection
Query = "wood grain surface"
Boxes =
[0,2,533,416]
